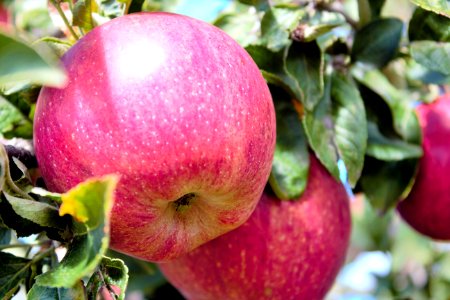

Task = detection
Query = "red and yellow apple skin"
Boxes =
[34,12,276,262]
[159,155,351,300]
[397,94,450,240]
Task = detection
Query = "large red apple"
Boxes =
[159,155,351,300]
[397,94,450,240]
[34,12,276,262]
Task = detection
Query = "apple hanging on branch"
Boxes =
[159,155,351,300]
[397,94,450,240]
[33,12,276,262]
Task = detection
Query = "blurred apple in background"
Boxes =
[397,94,450,240]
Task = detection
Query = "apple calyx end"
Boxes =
[173,193,196,212]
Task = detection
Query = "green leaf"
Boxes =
[2,84,38,118]
[106,249,162,294]
[0,195,46,237]
[86,257,129,300]
[238,0,268,8]
[35,226,106,288]
[285,41,324,110]
[0,224,11,244]
[59,175,118,229]
[140,0,181,13]
[100,0,126,19]
[409,7,450,42]
[0,145,47,237]
[407,58,450,84]
[291,22,343,43]
[269,89,309,200]
[352,18,403,67]
[409,0,450,18]
[3,193,68,229]
[0,252,32,299]
[410,41,450,75]
[303,75,340,180]
[34,176,118,288]
[352,68,422,144]
[28,280,86,300]
[72,0,100,32]
[245,45,303,100]
[438,253,450,281]
[214,12,260,47]
[359,157,418,211]
[0,144,21,197]
[259,6,304,51]
[353,69,423,211]
[0,31,67,87]
[331,72,367,187]
[366,121,423,161]
[36,37,73,57]
[0,95,33,138]
[0,193,71,242]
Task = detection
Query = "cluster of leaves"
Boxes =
[215,2,450,296]
[0,0,449,298]
[0,142,127,299]
[213,0,449,213]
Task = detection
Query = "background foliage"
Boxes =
[0,0,449,299]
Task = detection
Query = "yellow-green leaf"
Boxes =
[60,175,119,229]
[35,175,119,288]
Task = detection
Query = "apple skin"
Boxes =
[397,94,450,240]
[34,12,276,262]
[0,2,10,26]
[159,155,351,300]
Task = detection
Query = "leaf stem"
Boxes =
[50,0,80,41]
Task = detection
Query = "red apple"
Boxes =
[34,12,276,261]
[0,2,11,27]
[397,94,450,240]
[159,155,351,300]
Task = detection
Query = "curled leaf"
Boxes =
[59,175,119,229]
